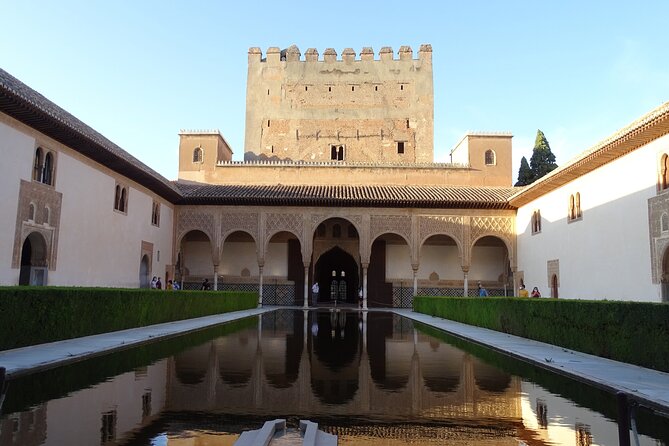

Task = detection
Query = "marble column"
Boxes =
[362,263,369,310]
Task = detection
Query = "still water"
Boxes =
[0,310,667,445]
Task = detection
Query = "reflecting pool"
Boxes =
[0,310,667,445]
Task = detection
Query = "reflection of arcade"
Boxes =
[166,311,520,423]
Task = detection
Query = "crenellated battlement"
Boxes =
[248,44,432,63]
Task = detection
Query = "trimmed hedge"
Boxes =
[413,296,669,372]
[0,287,258,351]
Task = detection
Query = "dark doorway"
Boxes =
[19,232,48,286]
[314,247,358,304]
[551,274,559,298]
[139,255,150,288]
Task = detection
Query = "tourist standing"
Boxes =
[201,278,211,290]
[166,280,174,290]
[311,282,319,306]
[531,287,541,297]
[518,285,529,298]
[478,282,488,297]
[150,276,157,289]
[156,277,162,290]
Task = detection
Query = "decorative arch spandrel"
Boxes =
[468,216,515,267]
[176,210,216,248]
[418,215,465,259]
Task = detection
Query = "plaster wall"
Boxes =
[51,150,174,287]
[221,241,258,277]
[517,138,662,301]
[183,241,214,276]
[417,245,461,280]
[386,244,413,280]
[0,121,32,285]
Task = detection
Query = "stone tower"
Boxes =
[244,45,434,163]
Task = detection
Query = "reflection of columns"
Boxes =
[462,354,475,415]
[299,310,310,411]
[213,264,219,291]
[412,265,419,296]
[255,315,263,406]
[410,346,422,415]
[462,266,469,297]
[206,342,217,408]
[511,266,518,296]
[362,263,368,310]
[303,264,309,309]
[258,264,264,307]
[358,312,370,412]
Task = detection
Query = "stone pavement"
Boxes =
[393,309,669,414]
[0,307,273,378]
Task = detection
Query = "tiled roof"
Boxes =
[0,68,182,202]
[175,182,519,209]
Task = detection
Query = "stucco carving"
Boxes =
[470,216,513,242]
[370,214,412,244]
[12,180,62,270]
[176,210,215,243]
[418,215,464,247]
[221,212,259,241]
[266,212,304,241]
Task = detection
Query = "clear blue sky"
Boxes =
[2,1,668,181]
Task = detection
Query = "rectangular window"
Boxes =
[397,141,405,154]
[101,410,117,443]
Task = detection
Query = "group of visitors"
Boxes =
[518,285,541,297]
[150,276,180,291]
[476,282,542,297]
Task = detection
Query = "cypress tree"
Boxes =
[529,129,558,180]
[515,156,534,186]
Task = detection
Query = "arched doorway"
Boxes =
[369,233,411,307]
[419,234,461,296]
[470,236,511,296]
[139,255,150,288]
[179,230,214,289]
[314,247,359,304]
[311,218,360,305]
[19,232,48,286]
[265,231,303,305]
[551,274,559,298]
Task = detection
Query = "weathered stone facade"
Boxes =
[244,45,434,164]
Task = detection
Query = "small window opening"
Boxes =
[192,147,203,163]
[305,86,308,91]
[485,149,496,166]
[44,207,50,225]
[317,223,326,237]
[375,85,378,91]
[662,213,669,232]
[332,224,341,238]
[400,84,404,91]
[351,86,355,91]
[406,119,410,129]
[328,86,332,92]
[28,203,35,221]
[267,120,270,127]
[330,145,345,161]
[267,89,270,95]
[397,141,405,154]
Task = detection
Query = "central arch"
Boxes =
[314,247,359,304]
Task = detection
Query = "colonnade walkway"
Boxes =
[1,306,668,415]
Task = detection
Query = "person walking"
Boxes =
[478,282,488,297]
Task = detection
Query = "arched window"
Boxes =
[332,224,341,238]
[44,206,50,225]
[662,213,669,233]
[661,154,669,191]
[193,147,203,163]
[42,152,53,185]
[151,202,160,226]
[575,192,581,218]
[119,187,127,213]
[28,203,35,221]
[330,145,345,161]
[114,185,121,210]
[347,224,357,238]
[568,194,575,221]
[532,210,542,234]
[33,148,43,181]
[484,149,496,166]
[316,223,326,237]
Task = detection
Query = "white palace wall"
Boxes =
[516,136,666,301]
[0,114,174,287]
[0,120,33,285]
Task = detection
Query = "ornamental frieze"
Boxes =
[176,210,215,242]
[470,216,513,243]
[221,212,259,240]
[370,214,412,244]
[266,212,304,239]
[418,215,464,246]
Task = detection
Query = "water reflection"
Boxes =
[1,310,667,445]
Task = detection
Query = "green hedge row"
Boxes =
[0,287,258,351]
[413,296,669,372]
